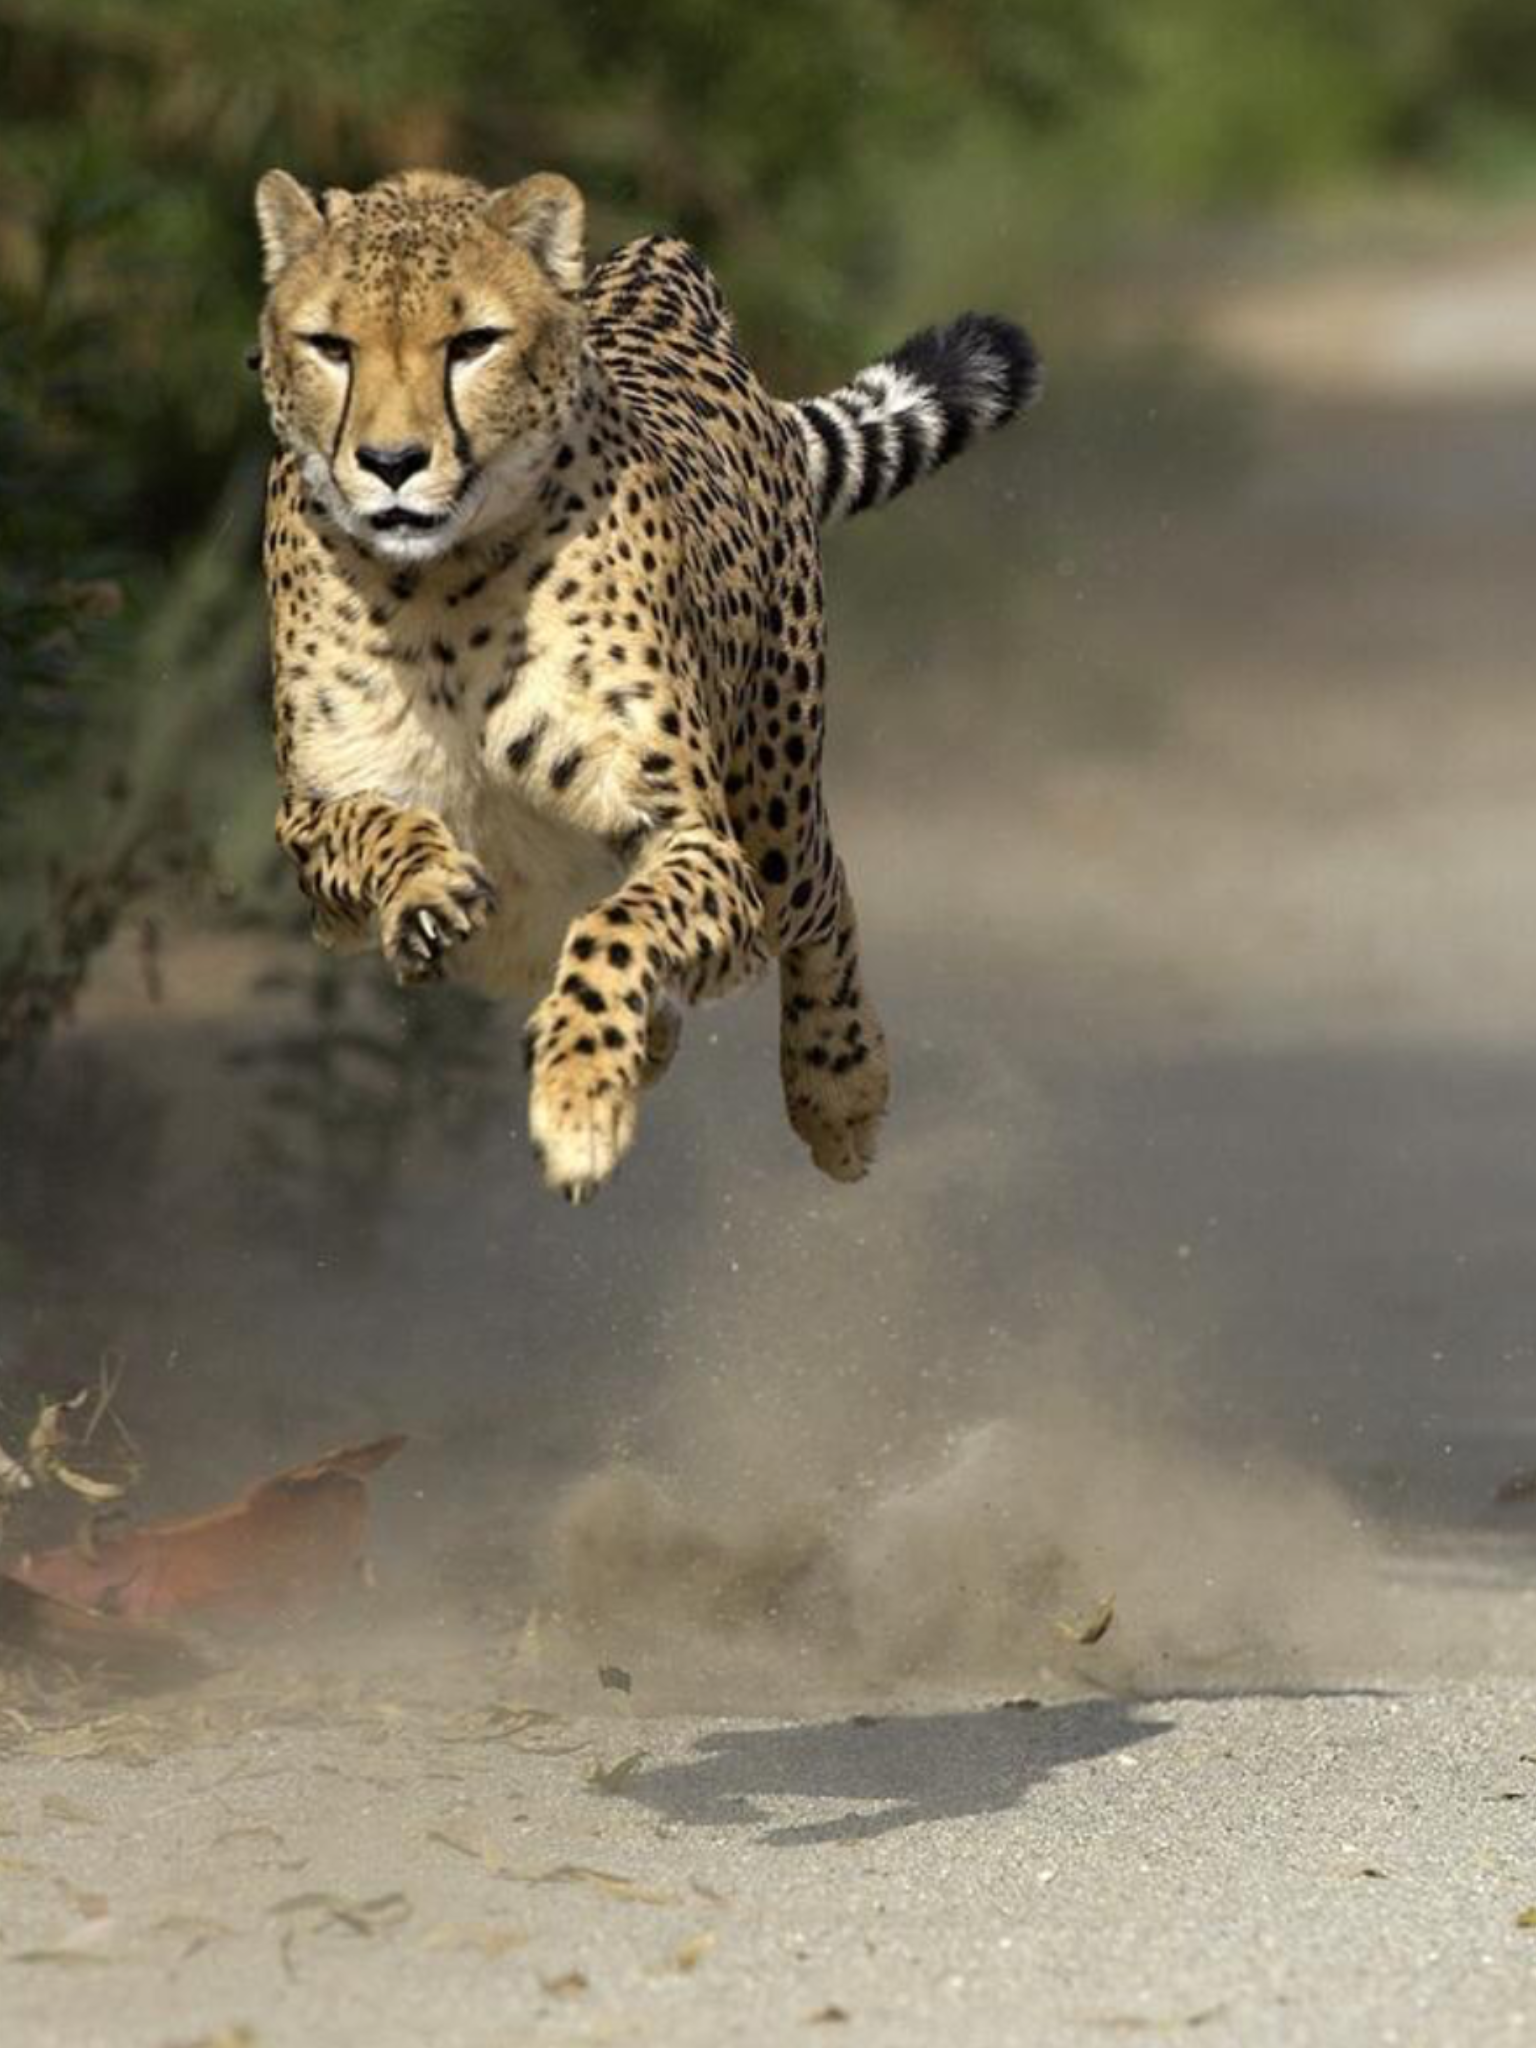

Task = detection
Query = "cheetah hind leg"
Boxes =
[777,880,891,1183]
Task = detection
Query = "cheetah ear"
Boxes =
[254,169,335,283]
[485,173,585,294]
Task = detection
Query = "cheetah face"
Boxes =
[254,169,586,564]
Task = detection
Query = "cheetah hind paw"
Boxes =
[782,1040,892,1184]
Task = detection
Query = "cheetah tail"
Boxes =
[790,312,1041,526]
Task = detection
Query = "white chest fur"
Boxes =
[292,550,635,1000]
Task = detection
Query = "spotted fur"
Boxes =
[254,167,1038,1200]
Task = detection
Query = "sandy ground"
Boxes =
[3,1581,1536,2048]
[6,210,1536,2045]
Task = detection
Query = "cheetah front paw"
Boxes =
[310,902,373,957]
[525,1000,645,1203]
[527,1056,640,1204]
[380,854,497,986]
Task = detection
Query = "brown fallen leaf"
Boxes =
[0,1575,200,1682]
[598,1664,633,1693]
[9,1436,406,1622]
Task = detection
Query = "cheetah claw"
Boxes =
[382,860,497,986]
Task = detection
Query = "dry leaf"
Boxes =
[268,1888,411,1935]
[673,1931,717,1973]
[1055,1596,1116,1647]
[598,1664,633,1693]
[426,1827,507,1875]
[214,1824,287,1851]
[152,1913,239,1963]
[11,1435,406,1622]
[49,1465,131,1504]
[0,1436,33,1498]
[513,1863,678,1907]
[55,1877,111,1918]
[0,1575,199,1682]
[589,1750,648,1795]
[421,1921,526,1960]
[542,1969,590,1996]
[11,1947,119,1968]
[42,1793,100,1825]
[1084,2006,1228,2033]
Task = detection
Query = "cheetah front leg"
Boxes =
[525,826,766,1202]
[640,993,684,1089]
[778,856,891,1182]
[276,792,497,986]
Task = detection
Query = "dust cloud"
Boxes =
[449,1124,1391,1714]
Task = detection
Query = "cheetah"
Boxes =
[253,168,1038,1201]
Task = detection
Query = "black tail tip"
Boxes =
[889,311,1042,423]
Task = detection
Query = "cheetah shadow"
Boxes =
[620,1697,1173,1847]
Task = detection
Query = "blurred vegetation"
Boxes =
[3,0,1536,1131]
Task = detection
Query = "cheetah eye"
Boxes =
[447,328,508,366]
[301,332,352,366]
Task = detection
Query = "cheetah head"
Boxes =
[254,168,585,564]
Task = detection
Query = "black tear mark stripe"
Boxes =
[329,358,355,470]
[442,351,474,470]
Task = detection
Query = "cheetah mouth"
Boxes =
[368,507,449,535]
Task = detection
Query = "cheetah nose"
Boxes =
[356,442,431,491]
